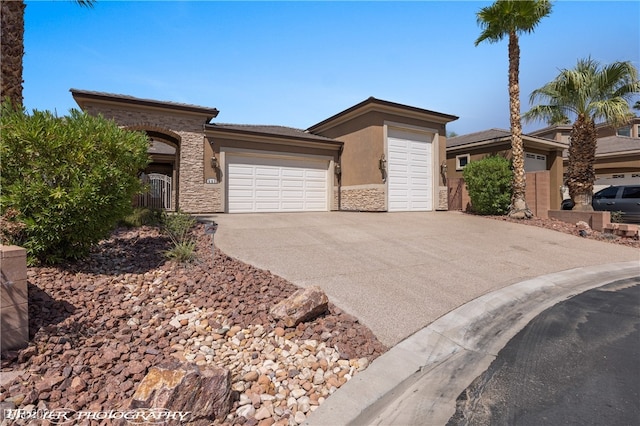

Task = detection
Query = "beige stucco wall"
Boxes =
[314,110,449,211]
[80,104,220,213]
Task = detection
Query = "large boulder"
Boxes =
[126,362,232,425]
[270,286,329,327]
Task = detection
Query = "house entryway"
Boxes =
[136,173,172,210]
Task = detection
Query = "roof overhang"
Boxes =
[308,97,458,134]
[205,124,343,151]
[447,135,568,153]
[71,89,219,122]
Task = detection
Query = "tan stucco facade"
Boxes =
[72,91,457,214]
[309,98,456,211]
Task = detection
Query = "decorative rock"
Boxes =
[254,405,272,421]
[128,362,232,424]
[243,371,259,382]
[70,377,87,393]
[270,286,329,327]
[294,411,306,424]
[236,404,256,418]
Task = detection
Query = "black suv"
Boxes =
[592,185,640,223]
[561,185,640,223]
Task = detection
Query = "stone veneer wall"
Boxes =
[1,245,28,351]
[340,185,386,211]
[82,105,221,213]
[437,186,448,211]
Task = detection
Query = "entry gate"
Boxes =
[136,173,172,210]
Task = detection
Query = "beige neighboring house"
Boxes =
[529,116,640,194]
[445,129,567,213]
[71,90,457,214]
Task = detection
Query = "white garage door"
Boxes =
[387,130,433,212]
[227,155,329,213]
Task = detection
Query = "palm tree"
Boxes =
[1,0,94,107]
[475,0,552,219]
[524,58,639,210]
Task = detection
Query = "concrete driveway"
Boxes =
[207,211,639,347]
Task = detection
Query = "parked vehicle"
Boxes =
[560,185,640,223]
[592,185,640,223]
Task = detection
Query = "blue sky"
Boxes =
[24,1,639,135]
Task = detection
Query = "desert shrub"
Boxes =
[161,210,197,262]
[0,103,150,264]
[463,156,513,215]
[120,207,161,228]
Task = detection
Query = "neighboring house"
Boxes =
[71,90,457,214]
[445,129,567,213]
[529,117,640,193]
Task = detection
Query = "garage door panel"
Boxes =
[227,155,329,213]
[388,132,433,212]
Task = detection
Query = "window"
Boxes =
[612,174,625,179]
[622,186,640,199]
[617,126,631,137]
[594,186,618,199]
[456,154,470,171]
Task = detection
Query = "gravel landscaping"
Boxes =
[0,223,386,425]
[484,214,640,249]
[1,213,635,425]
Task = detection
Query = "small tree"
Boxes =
[463,156,513,215]
[0,103,150,264]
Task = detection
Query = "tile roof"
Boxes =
[206,123,342,143]
[591,136,640,156]
[70,89,219,118]
[447,128,513,148]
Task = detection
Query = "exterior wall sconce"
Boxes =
[334,162,341,176]
[210,156,218,170]
[379,153,387,183]
[379,154,387,172]
[440,160,448,184]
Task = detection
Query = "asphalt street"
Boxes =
[447,277,640,426]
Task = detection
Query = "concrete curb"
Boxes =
[304,261,640,426]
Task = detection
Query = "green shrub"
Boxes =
[120,207,161,228]
[0,103,150,264]
[161,210,197,262]
[463,156,513,215]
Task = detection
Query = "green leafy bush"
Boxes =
[120,207,161,228]
[0,103,150,264]
[161,210,197,262]
[463,156,513,215]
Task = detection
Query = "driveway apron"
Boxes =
[206,211,639,347]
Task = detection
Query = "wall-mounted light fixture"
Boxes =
[210,156,218,169]
[379,154,387,172]
[334,162,341,176]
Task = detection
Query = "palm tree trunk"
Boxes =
[567,114,596,210]
[0,0,25,107]
[507,31,532,219]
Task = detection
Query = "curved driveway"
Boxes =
[207,211,639,347]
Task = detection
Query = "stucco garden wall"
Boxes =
[1,245,28,352]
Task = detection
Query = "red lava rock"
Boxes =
[0,224,387,424]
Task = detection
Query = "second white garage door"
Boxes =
[387,129,433,212]
[227,155,329,213]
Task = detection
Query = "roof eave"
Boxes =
[70,89,220,121]
[308,97,458,133]
[205,125,343,150]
